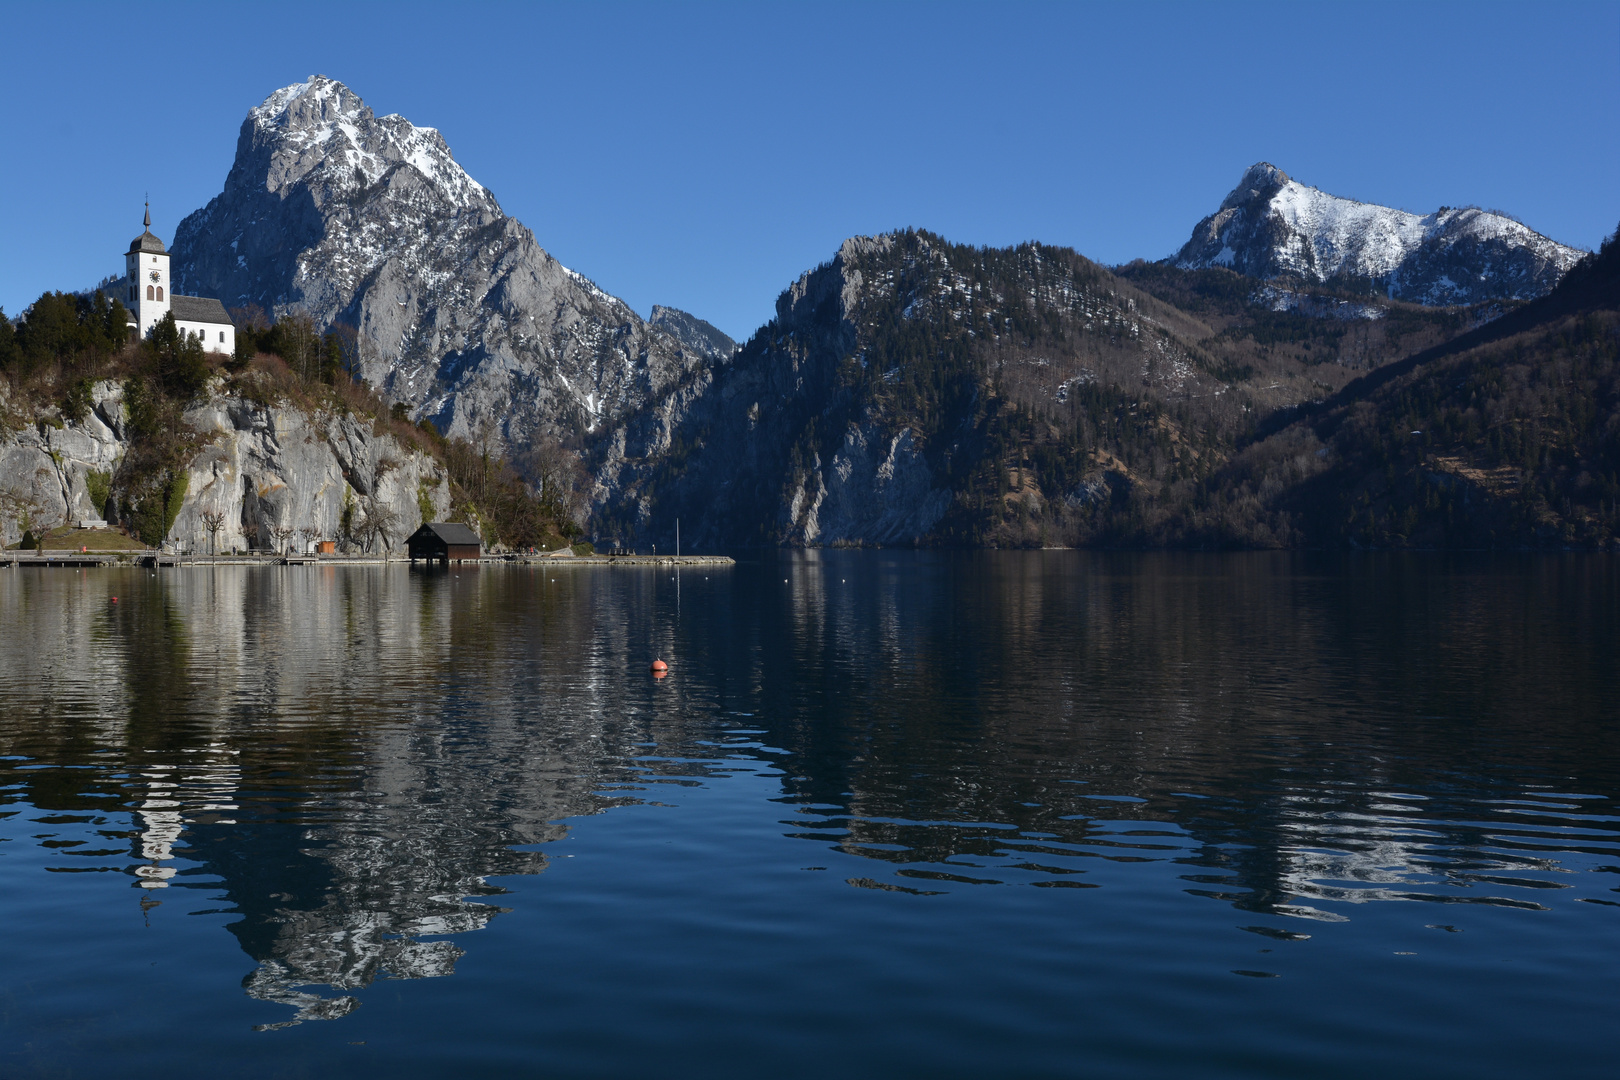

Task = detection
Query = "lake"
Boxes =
[1,552,1615,1078]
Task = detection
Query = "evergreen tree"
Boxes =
[144,312,209,399]
[0,309,16,370]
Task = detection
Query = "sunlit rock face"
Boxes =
[169,76,714,459]
[0,379,448,553]
[1176,162,1583,305]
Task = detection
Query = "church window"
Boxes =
[146,285,154,300]
[156,287,163,301]
[219,331,225,343]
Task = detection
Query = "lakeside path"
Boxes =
[0,552,735,569]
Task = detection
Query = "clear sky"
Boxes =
[1,1,1615,340]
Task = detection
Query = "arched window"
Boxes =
[156,287,163,301]
[146,285,154,300]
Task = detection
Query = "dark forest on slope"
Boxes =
[1180,227,1620,550]
[601,227,1616,550]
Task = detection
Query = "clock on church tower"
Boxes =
[126,201,170,337]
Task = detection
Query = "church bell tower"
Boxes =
[125,201,170,338]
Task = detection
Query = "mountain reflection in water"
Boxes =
[0,553,1615,1076]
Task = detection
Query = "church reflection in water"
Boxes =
[0,555,1616,1027]
[0,566,664,1026]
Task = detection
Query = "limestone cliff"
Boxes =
[0,379,449,553]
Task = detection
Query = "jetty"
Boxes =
[0,551,125,568]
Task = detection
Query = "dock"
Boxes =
[0,551,126,568]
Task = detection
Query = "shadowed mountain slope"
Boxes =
[1179,225,1620,549]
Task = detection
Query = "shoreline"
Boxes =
[0,552,736,569]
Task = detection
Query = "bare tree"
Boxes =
[515,430,588,526]
[278,312,319,382]
[357,499,399,554]
[200,510,226,557]
[270,524,295,556]
[327,322,363,382]
[298,525,318,555]
[242,521,260,554]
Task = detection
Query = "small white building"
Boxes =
[116,203,235,354]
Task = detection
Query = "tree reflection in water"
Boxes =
[0,554,1615,1034]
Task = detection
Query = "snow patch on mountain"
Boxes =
[1176,163,1583,305]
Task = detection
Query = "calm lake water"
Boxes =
[0,553,1616,1078]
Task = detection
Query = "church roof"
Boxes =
[129,230,167,254]
[129,204,166,254]
[170,295,232,325]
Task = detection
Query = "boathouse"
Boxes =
[407,522,482,563]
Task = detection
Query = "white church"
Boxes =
[117,203,235,353]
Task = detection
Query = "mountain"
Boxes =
[152,81,1605,550]
[1175,163,1583,306]
[591,230,1451,548]
[593,220,1593,550]
[1179,225,1620,550]
[170,76,715,458]
[648,305,737,362]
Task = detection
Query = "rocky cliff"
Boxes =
[590,231,1233,548]
[0,379,449,553]
[170,76,716,459]
[1175,163,1583,305]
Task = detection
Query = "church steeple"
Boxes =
[126,198,170,336]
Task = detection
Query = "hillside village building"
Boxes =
[116,203,234,353]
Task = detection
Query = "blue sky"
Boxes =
[1,1,1615,339]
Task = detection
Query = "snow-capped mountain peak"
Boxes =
[170,76,721,463]
[1177,162,1583,305]
[247,75,490,211]
[1220,161,1291,209]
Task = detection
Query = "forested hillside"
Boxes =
[595,230,1512,549]
[1175,224,1620,549]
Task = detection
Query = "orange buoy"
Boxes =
[650,658,668,673]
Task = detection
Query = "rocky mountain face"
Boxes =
[170,76,714,459]
[1179,225,1620,550]
[591,231,1249,548]
[0,378,448,553]
[1175,163,1583,305]
[590,224,1548,549]
[151,79,1598,551]
[648,306,737,362]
